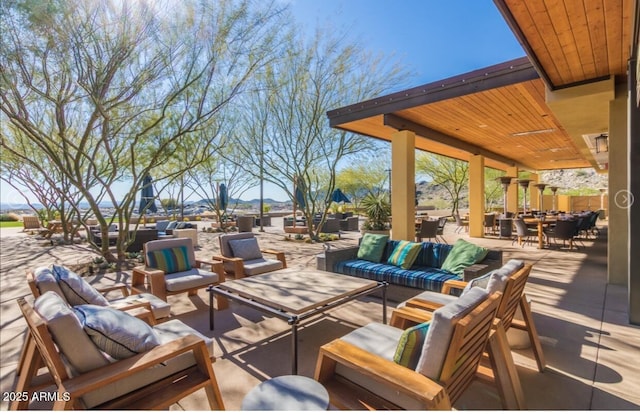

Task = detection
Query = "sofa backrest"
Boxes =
[382,240,453,268]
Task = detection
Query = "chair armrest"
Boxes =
[195,259,225,283]
[323,246,359,272]
[98,283,129,298]
[315,339,450,410]
[441,279,468,295]
[261,249,287,268]
[211,254,244,278]
[58,334,210,403]
[131,266,167,300]
[390,306,434,329]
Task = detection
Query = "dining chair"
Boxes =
[415,219,440,243]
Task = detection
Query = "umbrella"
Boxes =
[331,188,351,204]
[219,183,228,211]
[295,177,305,210]
[139,175,157,214]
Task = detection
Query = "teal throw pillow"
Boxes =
[146,246,191,273]
[357,233,389,263]
[387,240,422,269]
[440,239,489,276]
[393,321,431,369]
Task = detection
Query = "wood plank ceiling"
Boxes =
[327,0,633,173]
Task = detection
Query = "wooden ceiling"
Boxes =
[327,0,635,173]
[495,0,633,89]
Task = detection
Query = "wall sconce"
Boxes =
[595,134,609,153]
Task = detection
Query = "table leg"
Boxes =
[290,320,298,375]
[209,285,214,331]
[382,284,387,324]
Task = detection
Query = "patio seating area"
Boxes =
[0,216,638,410]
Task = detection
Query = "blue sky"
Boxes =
[2,0,525,207]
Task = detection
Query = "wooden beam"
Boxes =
[383,114,529,169]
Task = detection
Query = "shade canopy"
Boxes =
[139,175,157,214]
[331,188,351,204]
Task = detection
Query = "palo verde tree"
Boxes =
[234,24,408,240]
[1,0,287,262]
[416,152,469,216]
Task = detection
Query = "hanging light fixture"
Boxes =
[595,134,609,153]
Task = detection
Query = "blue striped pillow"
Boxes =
[387,241,421,269]
[146,246,191,273]
[394,321,431,369]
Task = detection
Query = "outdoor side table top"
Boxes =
[241,375,330,411]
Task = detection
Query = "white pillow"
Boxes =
[33,266,66,299]
[74,305,160,360]
[52,264,109,306]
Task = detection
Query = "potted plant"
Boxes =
[361,194,391,235]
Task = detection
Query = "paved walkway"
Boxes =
[0,217,638,409]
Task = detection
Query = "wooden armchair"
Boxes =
[12,293,225,410]
[213,232,286,279]
[390,262,545,409]
[315,288,501,410]
[27,265,171,323]
[21,215,47,235]
[132,237,227,310]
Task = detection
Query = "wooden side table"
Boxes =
[241,375,329,410]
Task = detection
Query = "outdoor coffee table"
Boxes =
[207,268,387,374]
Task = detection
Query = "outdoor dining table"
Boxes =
[524,217,557,249]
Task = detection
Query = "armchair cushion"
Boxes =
[340,322,403,362]
[440,239,489,276]
[394,321,431,369]
[242,258,284,276]
[166,221,179,230]
[34,292,109,374]
[164,268,219,292]
[387,241,422,269]
[52,264,109,306]
[74,304,160,359]
[357,233,389,263]
[229,237,263,260]
[416,286,489,381]
[146,246,191,274]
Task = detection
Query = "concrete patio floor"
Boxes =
[0,216,638,410]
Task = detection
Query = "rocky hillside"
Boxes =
[417,168,607,208]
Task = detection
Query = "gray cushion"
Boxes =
[219,232,256,258]
[164,268,219,292]
[74,305,160,360]
[340,322,403,362]
[416,287,489,381]
[108,293,172,320]
[34,291,109,374]
[33,266,66,300]
[242,258,283,276]
[166,221,178,230]
[81,319,210,408]
[229,237,263,260]
[398,291,458,309]
[486,259,525,294]
[52,264,109,306]
[461,270,494,296]
[155,220,170,232]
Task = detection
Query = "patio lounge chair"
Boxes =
[314,288,510,409]
[27,264,171,321]
[389,261,544,407]
[21,215,47,235]
[11,292,224,410]
[213,232,287,279]
[131,238,227,309]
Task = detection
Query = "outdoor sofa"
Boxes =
[321,235,502,296]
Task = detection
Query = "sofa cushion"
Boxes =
[336,259,460,292]
[386,240,453,268]
[34,292,110,374]
[416,287,489,381]
[146,246,191,274]
[74,304,160,360]
[357,233,389,263]
[229,237,263,260]
[52,264,110,306]
[394,321,431,369]
[440,239,489,276]
[242,258,284,276]
[387,241,421,269]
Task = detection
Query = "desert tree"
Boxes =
[233,24,408,240]
[416,152,469,216]
[1,0,287,262]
